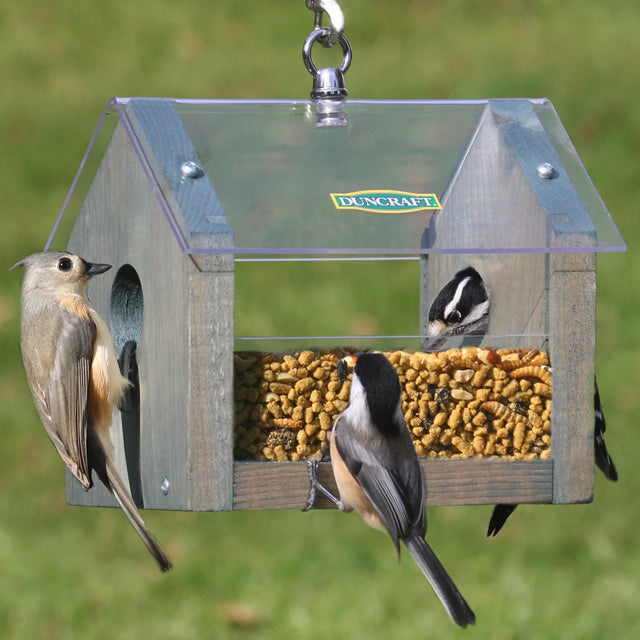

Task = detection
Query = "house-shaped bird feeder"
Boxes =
[47,97,625,513]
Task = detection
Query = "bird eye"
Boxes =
[57,257,73,272]
[447,309,462,323]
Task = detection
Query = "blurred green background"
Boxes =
[1,1,638,638]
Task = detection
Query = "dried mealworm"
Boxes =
[479,401,527,424]
[509,365,552,386]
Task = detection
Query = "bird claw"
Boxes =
[301,459,320,512]
[301,458,341,511]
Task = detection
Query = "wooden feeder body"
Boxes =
[50,98,625,512]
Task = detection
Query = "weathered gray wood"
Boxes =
[122,98,234,253]
[233,459,554,511]
[188,253,235,511]
[66,106,235,511]
[548,254,596,504]
[66,119,193,510]
[491,101,597,245]
[123,100,235,510]
[420,100,599,510]
[421,104,549,347]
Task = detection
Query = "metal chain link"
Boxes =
[302,0,351,107]
[305,0,345,48]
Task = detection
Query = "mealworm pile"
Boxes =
[233,347,551,462]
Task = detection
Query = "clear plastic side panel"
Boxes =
[46,100,121,252]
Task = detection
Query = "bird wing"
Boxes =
[33,309,96,488]
[334,417,424,550]
[594,378,618,481]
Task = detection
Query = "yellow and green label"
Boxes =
[331,190,441,214]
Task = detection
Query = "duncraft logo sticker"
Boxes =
[330,190,441,214]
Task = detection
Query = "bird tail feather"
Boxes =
[487,503,518,537]
[105,458,173,572]
[595,435,618,481]
[404,534,475,628]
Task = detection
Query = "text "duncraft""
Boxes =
[331,190,442,214]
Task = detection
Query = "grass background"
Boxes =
[1,0,639,638]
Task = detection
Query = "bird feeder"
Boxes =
[46,96,625,513]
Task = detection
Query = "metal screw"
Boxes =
[180,160,203,179]
[161,478,170,495]
[536,162,556,179]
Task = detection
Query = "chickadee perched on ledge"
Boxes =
[304,352,476,628]
[425,265,618,537]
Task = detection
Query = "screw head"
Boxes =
[536,162,556,179]
[180,160,203,179]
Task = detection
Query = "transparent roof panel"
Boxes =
[47,97,625,256]
[177,100,483,254]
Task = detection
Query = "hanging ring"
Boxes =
[302,27,352,76]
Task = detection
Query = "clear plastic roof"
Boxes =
[47,97,625,257]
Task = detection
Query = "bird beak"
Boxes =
[8,259,25,271]
[422,321,447,352]
[337,354,357,383]
[422,336,445,352]
[83,260,112,276]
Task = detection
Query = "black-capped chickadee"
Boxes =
[487,378,618,535]
[424,267,490,352]
[304,352,476,628]
[425,265,618,537]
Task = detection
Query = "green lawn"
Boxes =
[1,1,639,638]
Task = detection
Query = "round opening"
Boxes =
[110,264,143,353]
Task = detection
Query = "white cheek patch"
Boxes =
[443,276,471,321]
[428,319,447,337]
[462,298,490,327]
[344,374,374,436]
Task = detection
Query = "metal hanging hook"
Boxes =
[306,0,345,48]
[302,0,351,126]
[302,0,351,100]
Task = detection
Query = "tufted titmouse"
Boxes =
[304,352,475,628]
[12,251,171,571]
